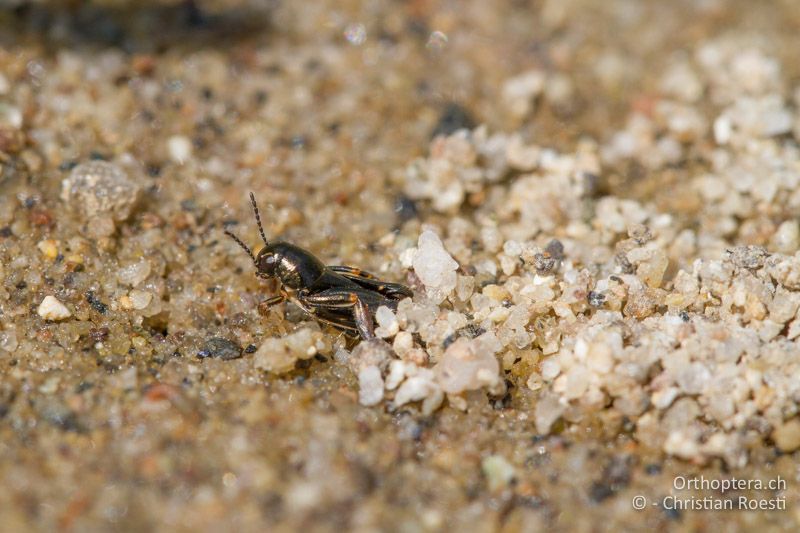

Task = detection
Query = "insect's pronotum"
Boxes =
[225,193,413,339]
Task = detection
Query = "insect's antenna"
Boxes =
[224,229,257,265]
[249,192,269,247]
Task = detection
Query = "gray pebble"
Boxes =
[61,160,140,221]
[198,337,242,360]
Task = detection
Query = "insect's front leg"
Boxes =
[299,289,375,340]
[257,294,286,317]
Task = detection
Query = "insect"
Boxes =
[224,193,413,340]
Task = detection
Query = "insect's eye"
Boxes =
[266,255,277,264]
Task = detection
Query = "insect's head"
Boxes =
[254,245,280,279]
[224,192,277,279]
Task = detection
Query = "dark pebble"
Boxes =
[85,291,108,314]
[662,504,682,521]
[614,252,635,274]
[89,327,110,342]
[197,337,242,360]
[545,239,564,260]
[290,135,307,150]
[582,172,600,196]
[533,252,557,274]
[430,102,476,138]
[442,333,457,349]
[491,382,513,410]
[587,291,605,308]
[588,481,614,503]
[37,399,83,432]
[180,199,197,212]
[393,195,418,226]
[75,381,94,393]
[645,463,662,475]
[146,164,162,177]
[603,455,632,489]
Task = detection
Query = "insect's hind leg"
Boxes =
[352,298,374,339]
[300,289,375,340]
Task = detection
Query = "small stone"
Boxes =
[562,365,590,400]
[771,220,799,254]
[787,318,800,340]
[772,419,800,452]
[37,239,59,260]
[385,360,406,390]
[168,135,193,164]
[652,386,680,410]
[118,295,133,310]
[412,230,459,302]
[128,289,153,310]
[434,337,501,394]
[540,358,561,380]
[349,338,393,373]
[39,376,61,395]
[505,136,540,170]
[0,329,18,352]
[0,106,22,129]
[403,348,429,366]
[392,331,413,357]
[587,291,606,307]
[676,362,711,395]
[660,61,702,102]
[358,365,384,406]
[502,70,545,118]
[726,245,768,270]
[38,295,72,321]
[714,115,732,144]
[61,161,140,221]
[374,306,400,338]
[532,252,557,274]
[482,455,516,491]
[586,343,614,374]
[36,399,81,432]
[198,338,242,360]
[430,103,475,138]
[636,250,669,288]
[254,338,296,373]
[455,275,475,302]
[86,215,116,239]
[117,258,151,287]
[664,430,700,460]
[534,394,564,434]
[254,328,323,373]
[394,368,442,413]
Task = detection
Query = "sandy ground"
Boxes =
[2,0,800,531]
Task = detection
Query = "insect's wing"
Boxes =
[328,266,413,299]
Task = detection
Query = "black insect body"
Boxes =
[225,193,413,340]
